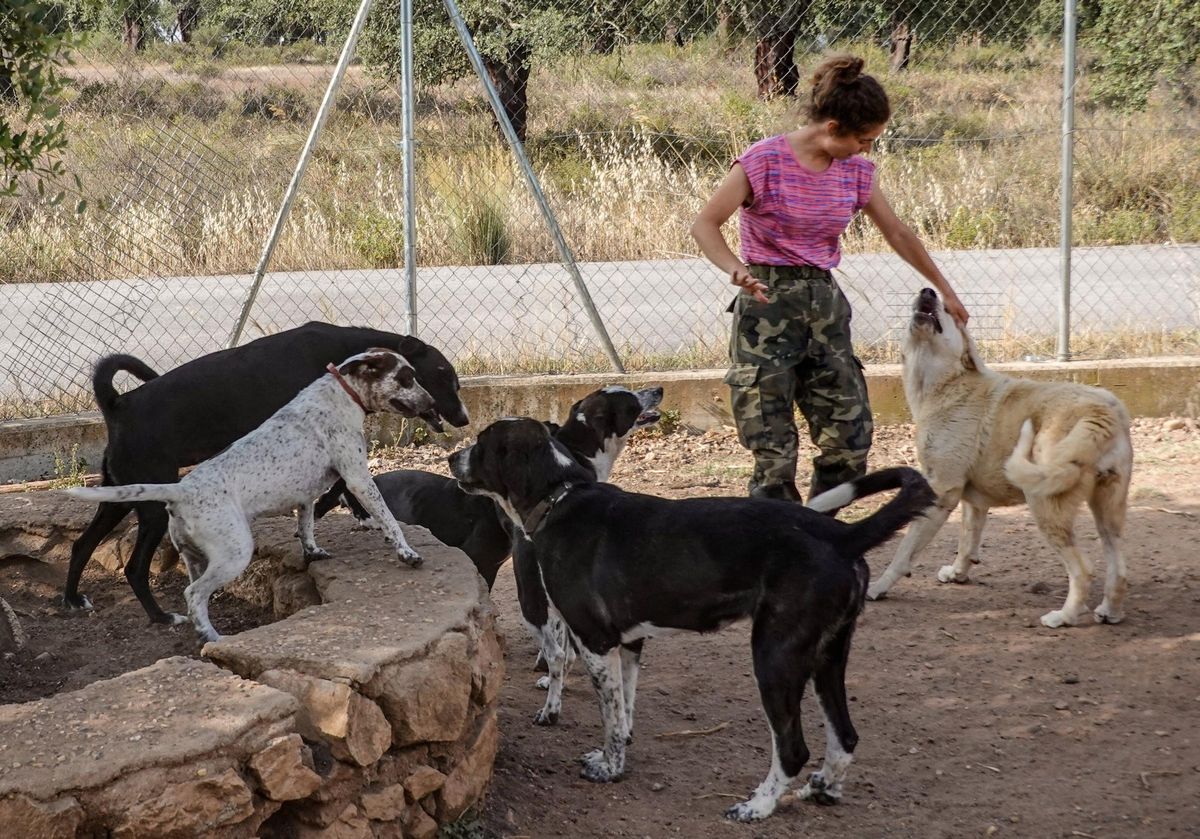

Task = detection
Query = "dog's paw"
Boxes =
[936,564,970,584]
[169,612,190,626]
[533,649,548,672]
[579,750,623,783]
[799,773,840,806]
[535,675,551,690]
[351,517,381,532]
[533,707,559,726]
[304,547,332,563]
[865,582,889,601]
[396,548,423,568]
[1093,602,1124,625]
[62,593,93,612]
[724,801,771,822]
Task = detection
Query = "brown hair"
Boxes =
[806,54,891,135]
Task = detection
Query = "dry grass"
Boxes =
[0,34,1196,417]
[2,34,1195,286]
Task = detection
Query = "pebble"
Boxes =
[1062,674,1080,684]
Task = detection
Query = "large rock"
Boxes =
[437,710,500,822]
[0,595,26,654]
[404,766,447,802]
[0,491,176,572]
[257,670,392,767]
[0,657,297,801]
[358,783,407,821]
[273,571,322,618]
[249,734,322,802]
[204,525,485,686]
[373,633,472,746]
[0,793,84,839]
[113,768,255,839]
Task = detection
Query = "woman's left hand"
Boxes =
[942,289,969,325]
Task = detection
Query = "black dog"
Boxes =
[314,386,663,588]
[64,321,470,624]
[449,418,935,822]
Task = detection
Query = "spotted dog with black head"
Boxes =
[450,416,935,821]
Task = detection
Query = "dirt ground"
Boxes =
[464,419,1200,839]
[2,418,1199,838]
[0,563,271,705]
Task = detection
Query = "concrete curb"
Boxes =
[3,357,1198,484]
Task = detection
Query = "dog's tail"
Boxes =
[809,467,937,558]
[93,354,159,415]
[66,482,189,505]
[1004,412,1119,497]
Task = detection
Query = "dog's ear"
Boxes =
[543,420,562,435]
[341,351,398,379]
[396,335,427,360]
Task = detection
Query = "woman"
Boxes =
[691,53,969,503]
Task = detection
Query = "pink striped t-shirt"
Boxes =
[736,134,875,270]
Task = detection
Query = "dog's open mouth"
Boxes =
[635,408,661,428]
[911,294,943,334]
[389,399,445,432]
[634,387,664,428]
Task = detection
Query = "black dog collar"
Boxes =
[523,482,576,536]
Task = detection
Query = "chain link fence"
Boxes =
[1,0,1197,420]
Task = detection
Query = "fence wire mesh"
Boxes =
[0,0,1197,420]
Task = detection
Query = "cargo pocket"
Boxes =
[723,363,761,389]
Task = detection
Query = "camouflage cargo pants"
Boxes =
[724,264,873,500]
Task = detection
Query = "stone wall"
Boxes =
[0,498,504,838]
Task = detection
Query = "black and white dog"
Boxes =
[313,385,664,588]
[64,322,469,624]
[449,418,935,822]
[67,350,436,642]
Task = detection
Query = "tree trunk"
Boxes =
[754,28,799,99]
[123,15,146,52]
[483,46,531,143]
[889,14,912,72]
[176,1,201,44]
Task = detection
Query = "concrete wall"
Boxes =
[3,357,1198,484]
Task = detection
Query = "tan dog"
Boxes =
[867,288,1132,628]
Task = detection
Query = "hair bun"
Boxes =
[811,54,865,89]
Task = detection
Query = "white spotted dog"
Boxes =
[66,349,434,642]
[450,418,936,822]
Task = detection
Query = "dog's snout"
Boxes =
[919,287,936,299]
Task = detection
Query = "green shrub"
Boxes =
[1167,189,1200,243]
[457,198,511,265]
[240,85,314,122]
[945,206,1004,249]
[349,209,406,268]
[1075,208,1160,245]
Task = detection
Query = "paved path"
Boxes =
[1,244,1196,407]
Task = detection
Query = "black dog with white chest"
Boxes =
[449,418,935,822]
[313,385,663,589]
[65,321,470,623]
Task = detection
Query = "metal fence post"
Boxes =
[400,0,419,338]
[440,0,626,374]
[1057,0,1077,362]
[227,0,378,348]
